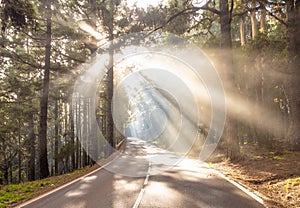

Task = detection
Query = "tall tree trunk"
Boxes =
[88,96,97,165]
[64,102,70,171]
[286,0,300,150]
[2,146,8,184]
[8,159,12,183]
[250,3,258,39]
[86,98,91,165]
[220,0,240,160]
[26,37,35,181]
[70,98,75,171]
[3,162,8,184]
[106,0,115,152]
[39,0,51,179]
[260,4,267,34]
[18,113,22,183]
[255,57,272,148]
[82,98,88,167]
[107,47,114,152]
[77,97,82,168]
[54,98,59,175]
[74,96,79,169]
[239,17,246,46]
[27,111,35,181]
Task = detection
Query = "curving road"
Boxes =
[18,138,265,208]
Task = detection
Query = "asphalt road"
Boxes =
[18,138,265,208]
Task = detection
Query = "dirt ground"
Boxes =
[206,144,300,208]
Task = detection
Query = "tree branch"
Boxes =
[147,1,220,36]
[229,0,234,23]
[266,10,287,26]
[52,47,86,64]
[233,6,261,17]
[0,49,41,69]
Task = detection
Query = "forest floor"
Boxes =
[206,144,300,208]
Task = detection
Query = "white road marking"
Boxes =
[202,163,265,205]
[144,175,149,186]
[216,170,264,204]
[132,188,145,208]
[132,162,151,208]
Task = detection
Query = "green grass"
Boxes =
[0,183,35,207]
[0,166,96,207]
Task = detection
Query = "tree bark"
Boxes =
[106,0,115,152]
[39,0,51,179]
[70,98,75,171]
[260,5,267,34]
[18,111,22,183]
[54,98,59,175]
[9,159,12,183]
[27,111,35,181]
[107,46,114,151]
[239,17,246,46]
[64,102,70,171]
[77,97,82,168]
[82,98,88,167]
[2,145,8,184]
[250,3,258,39]
[286,0,300,150]
[220,0,240,160]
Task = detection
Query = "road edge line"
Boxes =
[205,163,265,206]
[16,140,127,208]
[16,157,118,208]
